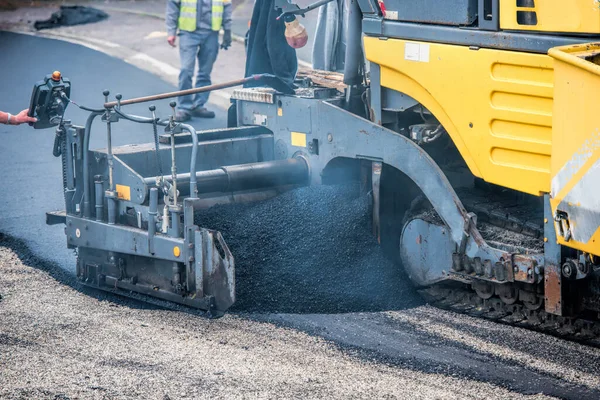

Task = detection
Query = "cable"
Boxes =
[113,107,169,126]
[60,93,105,113]
[152,115,164,178]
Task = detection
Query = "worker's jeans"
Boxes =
[178,30,219,112]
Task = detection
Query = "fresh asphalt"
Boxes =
[1,31,600,400]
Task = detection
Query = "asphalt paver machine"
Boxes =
[32,0,600,332]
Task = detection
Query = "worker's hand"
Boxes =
[220,30,232,50]
[167,35,177,47]
[11,109,37,125]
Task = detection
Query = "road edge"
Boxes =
[2,28,234,110]
[95,4,313,69]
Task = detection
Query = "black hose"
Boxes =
[78,104,105,113]
[152,117,164,177]
[113,107,168,125]
[114,106,169,183]
[61,93,105,113]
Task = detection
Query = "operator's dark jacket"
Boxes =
[244,0,298,88]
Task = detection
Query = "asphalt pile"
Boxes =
[196,183,421,313]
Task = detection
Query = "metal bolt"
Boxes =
[188,243,194,249]
[188,256,195,263]
[327,133,333,142]
[527,268,533,276]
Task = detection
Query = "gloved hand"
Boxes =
[221,30,232,50]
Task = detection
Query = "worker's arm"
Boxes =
[166,0,180,47]
[223,0,232,32]
[221,0,233,50]
[1,110,37,126]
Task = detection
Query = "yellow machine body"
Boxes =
[499,0,600,34]
[364,36,553,196]
[364,34,600,257]
[548,43,600,257]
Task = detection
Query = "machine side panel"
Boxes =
[380,0,477,26]
[363,20,597,54]
[364,36,553,195]
[499,0,600,34]
[548,43,600,257]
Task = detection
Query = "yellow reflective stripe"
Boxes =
[211,0,223,31]
[178,0,197,32]
[179,0,224,32]
[180,10,196,17]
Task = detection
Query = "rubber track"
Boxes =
[419,284,600,348]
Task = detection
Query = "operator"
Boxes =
[166,0,233,122]
[1,109,37,126]
[244,0,306,89]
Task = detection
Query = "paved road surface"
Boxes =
[84,0,318,64]
[1,31,600,400]
[0,31,226,271]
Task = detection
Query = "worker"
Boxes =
[166,0,233,122]
[1,109,37,125]
[244,0,305,89]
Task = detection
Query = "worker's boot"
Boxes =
[175,111,191,122]
[191,107,215,119]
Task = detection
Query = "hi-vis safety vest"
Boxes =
[178,0,230,32]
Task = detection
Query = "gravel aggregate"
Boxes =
[2,185,600,400]
[0,234,562,400]
[196,183,421,314]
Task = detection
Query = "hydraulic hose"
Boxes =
[83,106,201,216]
[112,107,198,199]
[113,107,166,125]
[82,111,103,219]
[178,123,198,199]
